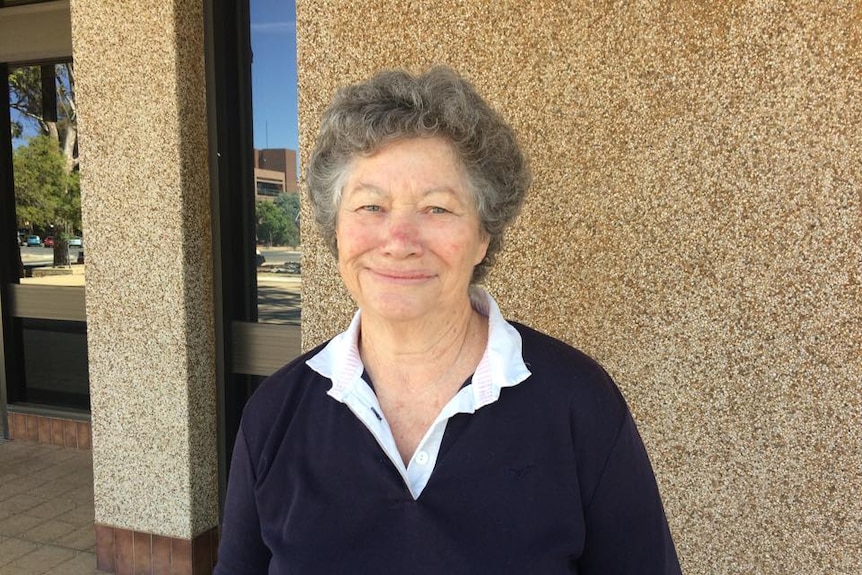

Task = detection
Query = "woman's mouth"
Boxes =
[369,269,434,281]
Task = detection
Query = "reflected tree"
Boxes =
[256,192,300,247]
[9,63,79,266]
[13,136,81,262]
[275,191,299,228]
[256,198,299,247]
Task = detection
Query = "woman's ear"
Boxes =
[474,230,490,266]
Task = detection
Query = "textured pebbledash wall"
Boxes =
[297,2,861,573]
[71,0,218,539]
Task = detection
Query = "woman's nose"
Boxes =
[381,212,422,257]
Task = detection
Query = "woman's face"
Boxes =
[336,137,489,325]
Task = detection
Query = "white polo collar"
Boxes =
[306,287,531,499]
[306,287,531,410]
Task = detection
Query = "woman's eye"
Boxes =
[360,205,381,213]
[428,206,449,214]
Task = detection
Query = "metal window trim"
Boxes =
[0,61,19,433]
[0,291,7,438]
[0,0,71,64]
[206,0,266,512]
[8,284,86,322]
[231,321,301,377]
[7,401,89,420]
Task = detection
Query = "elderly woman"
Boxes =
[216,67,681,574]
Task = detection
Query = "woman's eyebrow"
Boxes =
[348,184,462,199]
[346,183,387,196]
[422,187,458,196]
[422,188,467,205]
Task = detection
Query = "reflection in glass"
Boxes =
[9,62,83,284]
[1,0,55,6]
[250,0,301,325]
[6,60,88,409]
[21,319,89,410]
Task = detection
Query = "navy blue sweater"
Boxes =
[216,322,681,574]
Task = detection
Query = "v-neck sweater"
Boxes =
[216,320,681,574]
[305,288,532,498]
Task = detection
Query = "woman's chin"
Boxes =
[360,294,434,324]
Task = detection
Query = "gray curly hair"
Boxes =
[306,66,530,283]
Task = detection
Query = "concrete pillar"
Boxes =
[71,0,218,572]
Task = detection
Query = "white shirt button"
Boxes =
[415,450,429,465]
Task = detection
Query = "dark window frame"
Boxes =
[1,58,84,426]
[0,62,23,434]
[205,0,303,510]
[0,1,54,7]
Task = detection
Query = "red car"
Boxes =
[43,236,54,248]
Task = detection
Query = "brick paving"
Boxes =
[0,440,98,574]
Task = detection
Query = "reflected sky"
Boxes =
[250,0,299,154]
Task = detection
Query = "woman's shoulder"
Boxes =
[509,321,612,378]
[239,340,332,437]
[506,320,628,417]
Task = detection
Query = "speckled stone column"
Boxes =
[70,0,218,557]
[297,2,861,573]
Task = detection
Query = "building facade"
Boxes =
[253,148,298,202]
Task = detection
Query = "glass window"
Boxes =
[211,0,302,501]
[4,60,88,410]
[10,62,83,287]
[256,181,282,197]
[0,1,55,7]
[20,318,89,409]
[250,0,300,326]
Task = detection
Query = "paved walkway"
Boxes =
[0,440,98,574]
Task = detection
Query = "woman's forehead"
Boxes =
[346,137,469,183]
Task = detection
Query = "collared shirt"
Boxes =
[217,293,683,573]
[306,287,532,498]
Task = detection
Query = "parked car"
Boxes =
[256,249,265,267]
[25,235,41,247]
[43,236,54,248]
[68,236,83,248]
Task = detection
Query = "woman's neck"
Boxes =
[358,300,486,395]
[358,298,489,465]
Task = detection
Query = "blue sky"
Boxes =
[250,0,299,154]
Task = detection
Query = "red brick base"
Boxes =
[95,524,219,575]
[7,412,91,449]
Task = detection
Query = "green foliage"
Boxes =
[9,64,75,138]
[257,196,299,247]
[61,170,82,230]
[275,191,300,224]
[10,63,81,256]
[8,66,43,136]
[13,135,80,231]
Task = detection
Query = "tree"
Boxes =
[275,192,299,223]
[256,200,298,247]
[9,63,79,265]
[13,136,64,229]
[13,136,80,265]
[9,64,77,173]
[274,192,300,246]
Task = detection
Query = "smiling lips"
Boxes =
[368,268,435,282]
